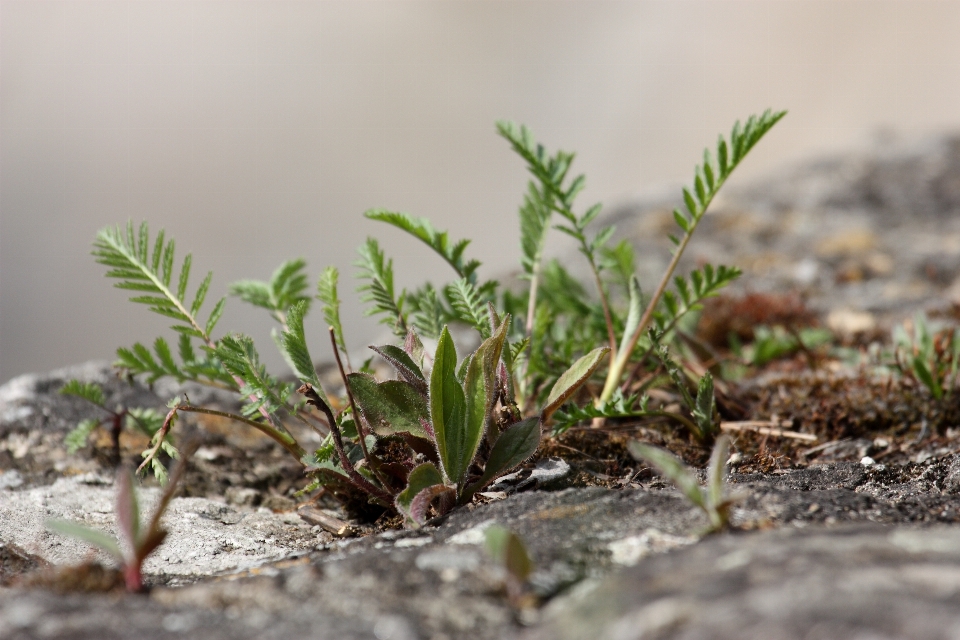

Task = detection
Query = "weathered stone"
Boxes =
[530,525,960,640]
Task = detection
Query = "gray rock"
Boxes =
[531,525,960,640]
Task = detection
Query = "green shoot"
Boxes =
[599,110,786,403]
[628,435,737,534]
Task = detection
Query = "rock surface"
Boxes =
[6,133,960,638]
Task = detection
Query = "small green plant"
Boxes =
[46,457,187,592]
[59,380,173,479]
[485,524,534,608]
[64,111,783,518]
[730,325,833,368]
[892,313,960,400]
[628,435,737,534]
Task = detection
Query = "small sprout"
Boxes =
[46,454,189,592]
[485,524,535,608]
[628,435,738,534]
[893,313,960,400]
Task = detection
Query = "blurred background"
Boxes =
[3,0,960,383]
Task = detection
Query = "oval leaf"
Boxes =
[485,525,533,583]
[541,347,610,421]
[463,417,541,501]
[347,373,429,439]
[46,520,123,561]
[409,484,456,526]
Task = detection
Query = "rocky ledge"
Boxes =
[6,133,960,639]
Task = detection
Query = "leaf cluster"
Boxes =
[75,111,785,517]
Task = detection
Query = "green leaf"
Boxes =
[230,259,310,321]
[693,372,718,441]
[93,222,212,340]
[409,284,447,340]
[485,525,533,583]
[627,441,705,510]
[541,346,609,421]
[356,238,406,337]
[229,280,272,310]
[654,341,696,411]
[446,279,491,339]
[914,355,943,399]
[706,435,731,513]
[518,182,553,277]
[116,468,140,549]
[618,276,643,359]
[346,373,429,439]
[365,209,481,282]
[60,380,106,407]
[269,258,311,315]
[395,462,445,525]
[279,300,322,389]
[368,344,427,395]
[65,418,101,454]
[464,417,540,500]
[216,333,292,417]
[205,297,227,336]
[46,520,123,561]
[430,326,466,484]
[317,266,347,356]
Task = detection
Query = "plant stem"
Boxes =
[137,401,306,475]
[599,230,694,404]
[298,383,393,505]
[329,327,393,490]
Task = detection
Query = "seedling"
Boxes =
[485,524,534,608]
[628,435,738,534]
[893,313,960,400]
[46,455,188,592]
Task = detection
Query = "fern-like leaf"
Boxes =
[215,334,293,418]
[279,300,323,390]
[65,418,102,454]
[408,284,449,340]
[356,238,406,337]
[654,264,742,334]
[229,258,311,324]
[518,182,553,278]
[316,266,347,357]
[551,390,645,435]
[93,221,224,341]
[60,380,106,407]
[445,279,491,339]
[365,210,481,283]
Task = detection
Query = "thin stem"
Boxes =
[524,265,540,338]
[298,384,393,506]
[137,401,306,475]
[137,402,179,475]
[586,252,618,360]
[599,230,694,404]
[329,327,393,490]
